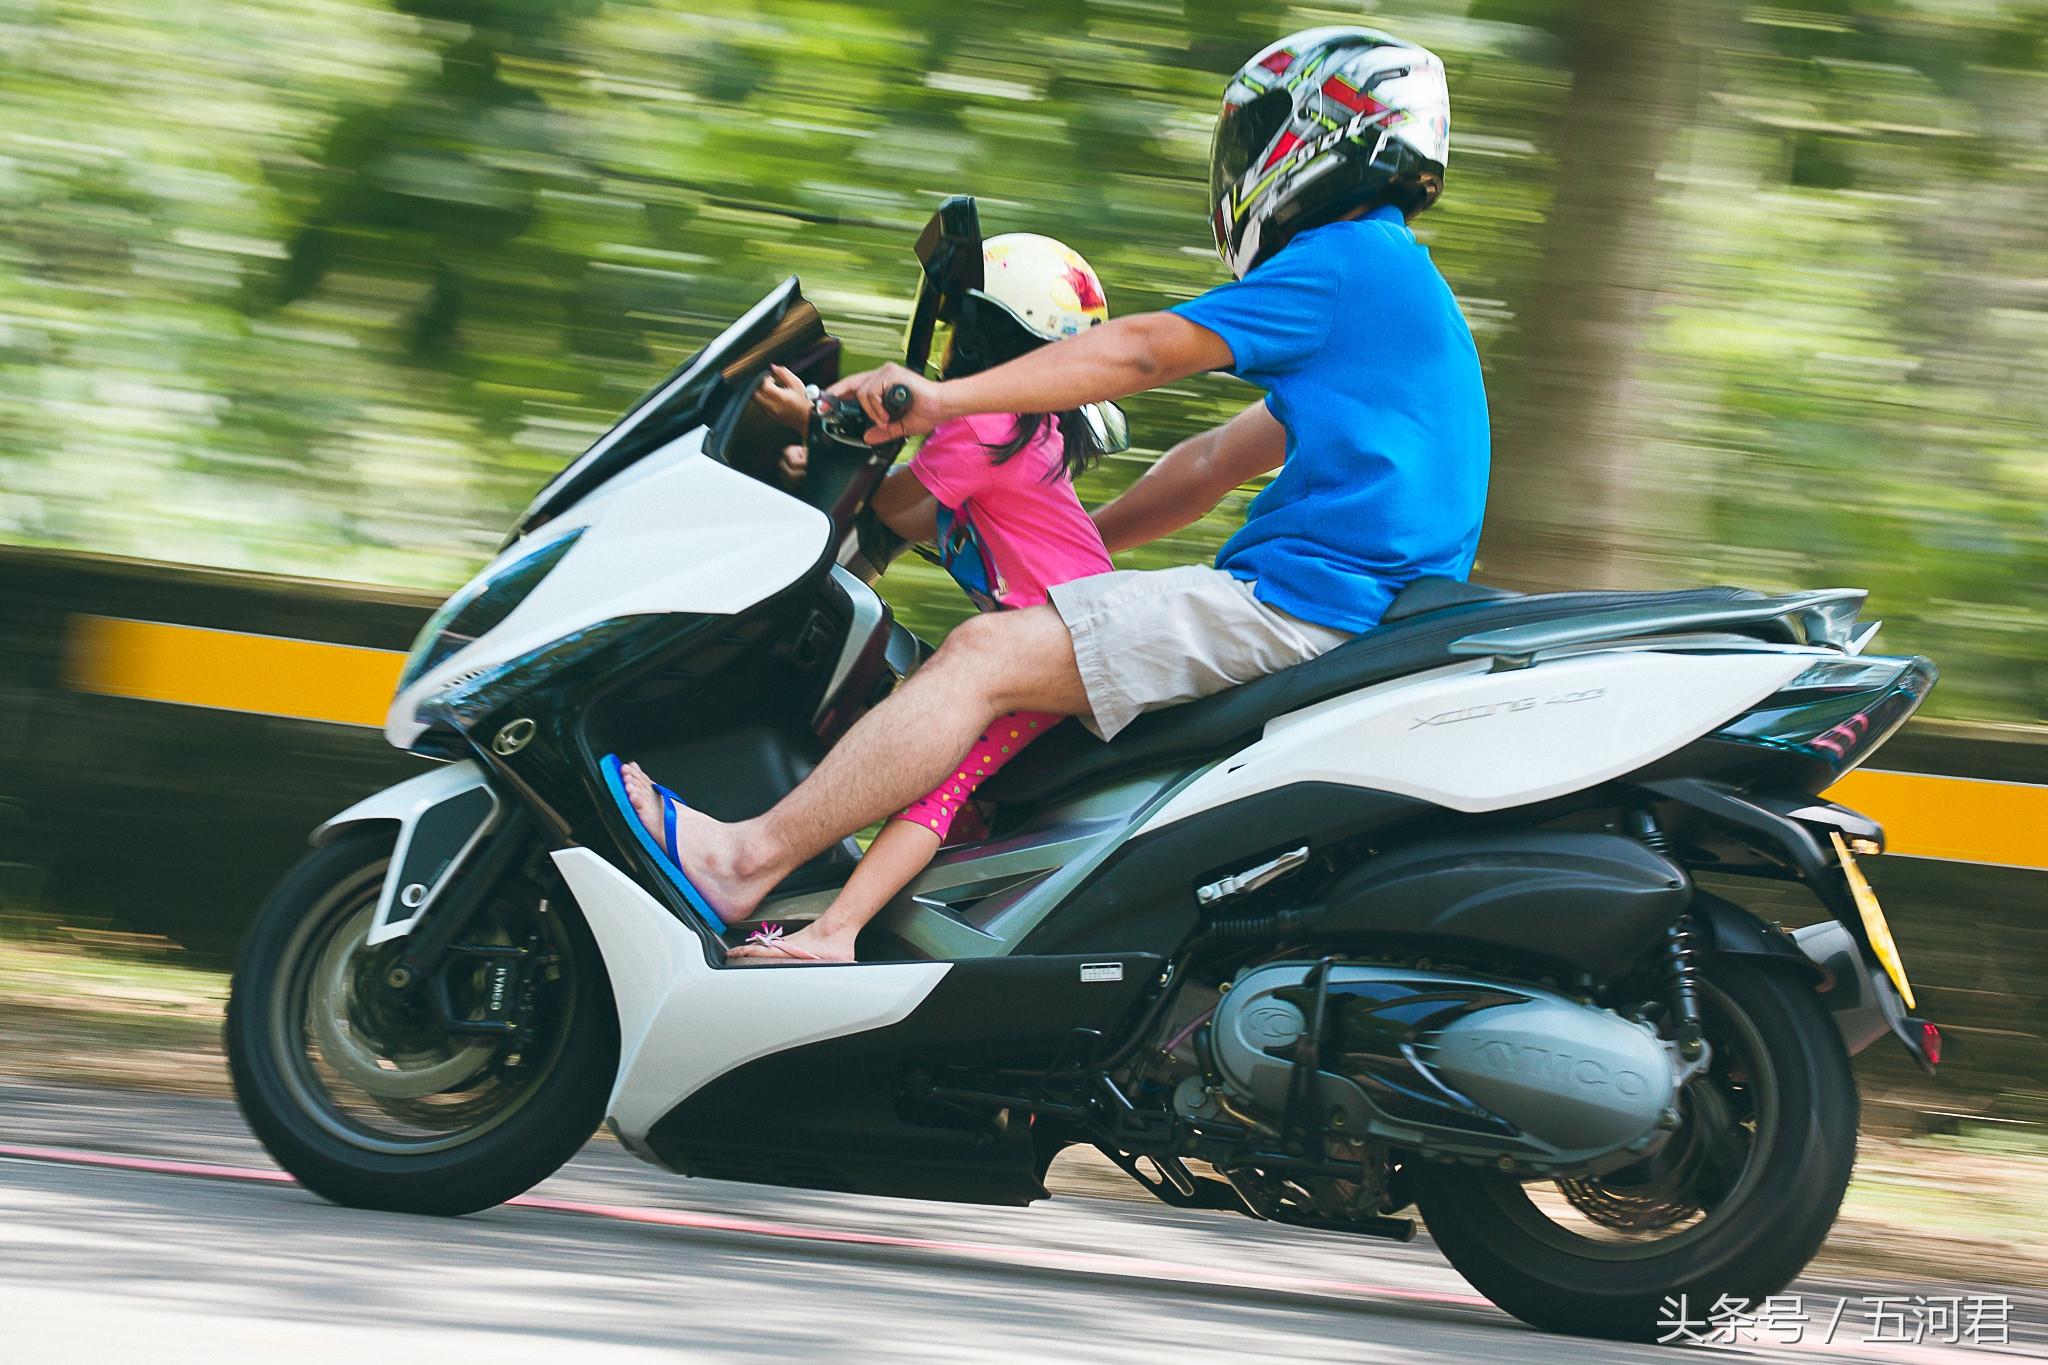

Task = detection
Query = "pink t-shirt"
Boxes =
[909,412,1112,610]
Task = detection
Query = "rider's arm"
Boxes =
[871,465,939,543]
[942,312,1232,418]
[1092,401,1287,553]
[833,312,1232,440]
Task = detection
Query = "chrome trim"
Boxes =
[752,766,1210,960]
[1197,846,1310,906]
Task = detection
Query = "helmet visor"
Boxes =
[1209,88,1293,208]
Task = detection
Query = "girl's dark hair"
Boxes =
[980,409,1104,484]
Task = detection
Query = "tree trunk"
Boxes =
[1480,0,1700,591]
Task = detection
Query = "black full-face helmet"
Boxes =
[1208,26,1452,278]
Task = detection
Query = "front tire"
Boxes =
[1410,958,1857,1342]
[226,827,618,1215]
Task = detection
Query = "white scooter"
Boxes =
[227,197,1938,1341]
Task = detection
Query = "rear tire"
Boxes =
[226,827,618,1215]
[1410,958,1857,1342]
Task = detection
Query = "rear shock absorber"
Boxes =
[1633,808,1705,1062]
[1628,806,1673,856]
[1663,917,1705,1062]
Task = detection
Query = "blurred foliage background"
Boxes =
[1,0,2043,719]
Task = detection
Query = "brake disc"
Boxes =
[306,905,496,1100]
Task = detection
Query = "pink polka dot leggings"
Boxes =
[897,710,1060,842]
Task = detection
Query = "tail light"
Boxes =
[1713,655,1936,781]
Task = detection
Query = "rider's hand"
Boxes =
[754,364,817,432]
[778,442,809,485]
[827,363,942,445]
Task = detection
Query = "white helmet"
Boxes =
[1209,27,1451,278]
[945,232,1109,376]
[978,233,1108,341]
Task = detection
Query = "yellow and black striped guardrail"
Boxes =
[64,615,407,730]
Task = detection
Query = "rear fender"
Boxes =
[1791,920,1932,1072]
[313,760,500,946]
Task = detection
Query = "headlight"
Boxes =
[399,530,584,690]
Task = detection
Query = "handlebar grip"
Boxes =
[814,382,915,447]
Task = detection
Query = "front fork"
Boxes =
[376,806,560,1064]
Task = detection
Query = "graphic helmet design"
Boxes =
[945,233,1109,378]
[979,233,1109,341]
[1207,26,1451,278]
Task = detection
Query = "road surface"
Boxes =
[1,1078,2040,1362]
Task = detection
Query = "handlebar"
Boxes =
[815,383,914,446]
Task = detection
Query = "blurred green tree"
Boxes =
[0,0,2040,718]
[1480,0,1704,591]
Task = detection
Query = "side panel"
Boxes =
[310,759,499,946]
[549,848,950,1146]
[643,951,1161,1204]
[1138,650,1812,833]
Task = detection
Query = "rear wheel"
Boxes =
[226,826,617,1215]
[1410,957,1857,1342]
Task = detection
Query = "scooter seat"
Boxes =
[979,580,1763,807]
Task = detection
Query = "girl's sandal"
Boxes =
[731,923,828,963]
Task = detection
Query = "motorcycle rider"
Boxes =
[625,26,1491,929]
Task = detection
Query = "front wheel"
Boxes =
[1410,957,1858,1342]
[226,826,618,1215]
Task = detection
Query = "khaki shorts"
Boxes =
[1048,564,1353,740]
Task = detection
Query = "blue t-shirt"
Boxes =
[1170,208,1490,634]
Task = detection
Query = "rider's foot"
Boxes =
[620,761,782,921]
[728,920,859,963]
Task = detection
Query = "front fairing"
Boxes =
[390,198,991,753]
[387,428,832,749]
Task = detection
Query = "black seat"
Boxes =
[981,580,1762,806]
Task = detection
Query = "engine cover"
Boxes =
[1201,962,1684,1174]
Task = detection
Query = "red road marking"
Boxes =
[0,1141,1491,1310]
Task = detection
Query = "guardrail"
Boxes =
[1,543,2042,1123]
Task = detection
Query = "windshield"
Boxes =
[513,278,811,538]
[512,197,992,544]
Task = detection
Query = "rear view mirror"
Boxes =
[1080,401,1131,456]
[904,196,984,374]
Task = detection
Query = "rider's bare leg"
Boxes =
[624,605,1089,921]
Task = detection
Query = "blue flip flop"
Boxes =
[599,753,729,933]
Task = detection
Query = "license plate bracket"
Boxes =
[1829,831,1917,1010]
